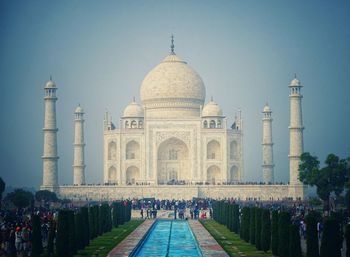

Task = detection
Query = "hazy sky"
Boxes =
[1,1,349,189]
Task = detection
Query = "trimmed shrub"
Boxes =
[320,218,342,257]
[289,224,302,257]
[261,209,271,253]
[68,210,76,256]
[81,206,90,247]
[232,204,240,234]
[241,207,250,242]
[278,211,291,257]
[46,220,55,257]
[56,210,70,257]
[249,207,256,245]
[345,224,350,257]
[31,214,43,257]
[271,210,279,256]
[255,208,262,250]
[306,211,319,257]
[75,212,84,251]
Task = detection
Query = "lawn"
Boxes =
[74,220,144,257]
[200,220,275,257]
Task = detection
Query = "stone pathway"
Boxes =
[188,220,230,257]
[107,219,155,257]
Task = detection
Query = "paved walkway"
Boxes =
[188,220,230,257]
[107,219,155,257]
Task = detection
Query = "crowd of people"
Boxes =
[0,208,55,257]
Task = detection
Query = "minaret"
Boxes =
[262,103,274,183]
[42,77,59,189]
[289,75,304,185]
[73,105,86,185]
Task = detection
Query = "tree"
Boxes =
[255,208,262,250]
[261,209,271,253]
[345,224,350,257]
[306,211,319,257]
[75,212,83,251]
[241,207,250,242]
[249,207,256,245]
[6,189,34,209]
[299,152,348,210]
[271,210,279,256]
[278,211,291,257]
[232,204,240,234]
[81,207,90,247]
[35,190,58,202]
[0,177,5,209]
[289,224,302,257]
[56,210,70,257]
[31,214,43,257]
[320,218,342,257]
[46,220,56,257]
[68,211,76,256]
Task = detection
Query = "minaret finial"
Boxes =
[171,34,175,54]
[132,96,135,102]
[294,73,297,79]
[211,96,213,101]
[49,75,52,81]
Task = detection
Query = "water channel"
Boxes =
[131,220,203,257]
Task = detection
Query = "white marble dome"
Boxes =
[263,104,271,113]
[290,77,301,86]
[140,53,206,107]
[202,100,223,117]
[75,105,84,113]
[45,79,56,88]
[123,100,144,118]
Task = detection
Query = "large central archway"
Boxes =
[157,137,189,185]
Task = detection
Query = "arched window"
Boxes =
[207,140,221,160]
[125,120,129,128]
[169,149,178,160]
[108,141,116,160]
[126,140,140,160]
[138,120,143,128]
[210,120,216,128]
[230,141,238,160]
[217,120,222,128]
[131,120,137,128]
[203,120,208,128]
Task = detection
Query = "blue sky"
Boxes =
[0,0,349,188]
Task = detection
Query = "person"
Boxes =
[140,209,144,219]
[146,209,150,219]
[15,227,22,255]
[174,208,177,220]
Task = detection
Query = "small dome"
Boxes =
[290,77,301,87]
[123,100,144,118]
[45,79,56,88]
[202,100,223,117]
[263,104,271,113]
[75,105,84,113]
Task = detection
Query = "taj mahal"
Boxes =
[41,37,307,200]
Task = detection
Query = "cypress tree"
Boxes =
[255,208,262,250]
[81,207,90,247]
[261,209,271,253]
[228,204,233,231]
[56,210,70,257]
[271,210,279,256]
[278,211,291,257]
[46,220,55,257]
[241,207,250,242]
[306,211,319,257]
[31,214,43,257]
[68,210,76,256]
[345,224,350,257]
[249,207,256,245]
[232,204,240,234]
[289,224,302,257]
[88,206,96,239]
[112,202,118,227]
[224,202,229,227]
[320,218,342,257]
[75,212,83,251]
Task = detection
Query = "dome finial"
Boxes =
[171,34,175,54]
[294,73,297,79]
[49,75,52,81]
[211,96,213,101]
[133,96,135,102]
